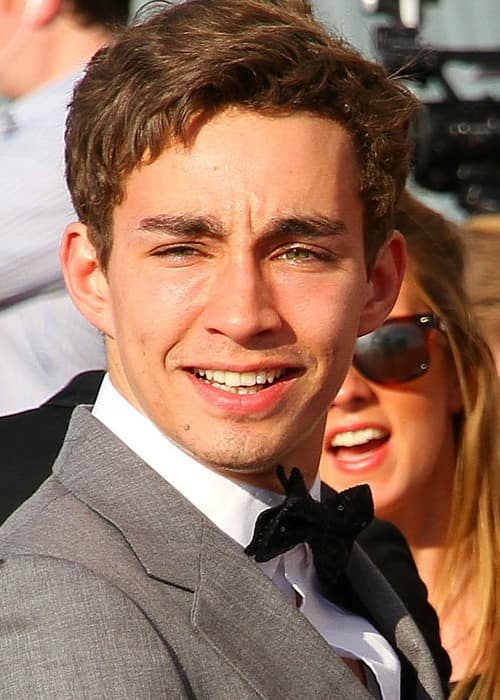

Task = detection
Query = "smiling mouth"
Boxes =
[330,427,389,453]
[192,368,293,395]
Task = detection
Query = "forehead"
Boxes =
[115,109,363,235]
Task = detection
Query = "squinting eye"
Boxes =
[153,245,198,257]
[280,247,316,262]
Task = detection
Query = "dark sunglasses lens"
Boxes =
[354,322,429,384]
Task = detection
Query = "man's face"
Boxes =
[73,109,399,488]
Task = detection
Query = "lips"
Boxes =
[193,367,286,395]
[325,425,390,473]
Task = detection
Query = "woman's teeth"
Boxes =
[194,368,285,394]
[331,427,387,448]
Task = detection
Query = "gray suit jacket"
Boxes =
[0,407,445,699]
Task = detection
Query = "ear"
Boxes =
[60,222,115,339]
[358,229,407,336]
[21,0,60,27]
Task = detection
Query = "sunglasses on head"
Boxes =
[353,314,446,385]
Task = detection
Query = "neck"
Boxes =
[384,498,451,552]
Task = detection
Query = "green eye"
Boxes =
[282,248,314,261]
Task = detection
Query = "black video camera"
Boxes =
[361,0,500,214]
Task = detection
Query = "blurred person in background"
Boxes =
[0,0,130,416]
[460,213,500,379]
[320,191,500,699]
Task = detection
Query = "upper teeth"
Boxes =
[331,428,387,448]
[195,368,284,388]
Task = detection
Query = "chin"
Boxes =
[184,438,280,476]
[370,488,407,521]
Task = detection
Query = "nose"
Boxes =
[201,254,282,344]
[333,365,377,410]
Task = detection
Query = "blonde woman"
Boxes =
[321,191,500,699]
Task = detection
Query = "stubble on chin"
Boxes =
[174,428,285,479]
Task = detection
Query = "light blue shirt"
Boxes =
[0,71,105,416]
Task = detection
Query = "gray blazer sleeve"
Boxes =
[0,554,191,699]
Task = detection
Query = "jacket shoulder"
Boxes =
[0,552,190,698]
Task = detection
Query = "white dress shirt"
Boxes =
[93,375,400,699]
[0,72,106,416]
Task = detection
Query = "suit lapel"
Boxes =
[194,523,373,699]
[54,406,203,591]
[347,545,444,699]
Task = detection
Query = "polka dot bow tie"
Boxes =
[245,465,374,609]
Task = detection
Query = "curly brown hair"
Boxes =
[65,0,419,269]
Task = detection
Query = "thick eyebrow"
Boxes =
[138,214,224,238]
[264,215,348,240]
[137,213,347,240]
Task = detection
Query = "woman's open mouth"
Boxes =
[327,427,390,472]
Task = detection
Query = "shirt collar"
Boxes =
[92,374,321,549]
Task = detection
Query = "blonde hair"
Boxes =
[395,191,500,700]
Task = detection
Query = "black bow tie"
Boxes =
[245,465,374,609]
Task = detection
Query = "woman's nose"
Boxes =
[332,365,377,410]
